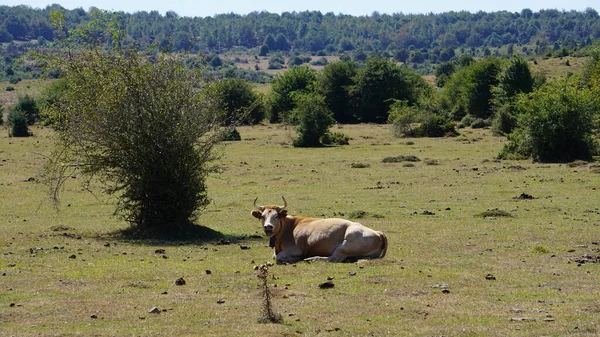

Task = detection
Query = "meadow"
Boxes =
[1,121,600,336]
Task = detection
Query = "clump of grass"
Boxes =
[351,162,370,168]
[425,159,439,165]
[257,264,282,324]
[348,210,384,219]
[403,163,415,167]
[382,155,420,163]
[532,244,550,254]
[475,208,514,218]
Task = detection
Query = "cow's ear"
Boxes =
[251,210,262,219]
[279,210,287,218]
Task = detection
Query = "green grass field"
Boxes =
[1,123,599,336]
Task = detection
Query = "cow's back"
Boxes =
[291,217,359,258]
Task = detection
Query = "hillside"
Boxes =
[1,5,599,83]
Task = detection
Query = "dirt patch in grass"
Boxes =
[569,253,600,265]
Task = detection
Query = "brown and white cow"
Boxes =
[251,196,387,264]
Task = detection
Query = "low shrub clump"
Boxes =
[321,132,349,145]
[382,155,420,163]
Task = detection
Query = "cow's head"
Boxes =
[251,196,288,237]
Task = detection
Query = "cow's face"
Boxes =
[251,207,287,237]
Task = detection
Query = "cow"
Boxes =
[251,196,388,264]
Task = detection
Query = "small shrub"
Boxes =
[470,118,491,129]
[220,127,241,141]
[459,114,476,128]
[382,155,420,163]
[8,109,30,137]
[6,86,15,91]
[321,132,349,145]
[257,264,282,324]
[9,77,21,84]
[268,56,285,69]
[492,104,518,135]
[531,244,550,254]
[311,57,328,66]
[414,114,459,137]
[350,162,370,168]
[402,163,415,167]
[475,208,513,218]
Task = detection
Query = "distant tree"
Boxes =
[350,57,431,123]
[457,54,475,67]
[339,39,355,52]
[318,61,358,123]
[494,55,533,102]
[409,50,425,63]
[393,49,410,63]
[258,44,269,56]
[172,31,191,51]
[435,62,456,87]
[444,57,503,119]
[268,66,317,123]
[439,48,456,62]
[353,51,367,62]
[264,34,276,50]
[211,78,264,125]
[274,33,290,51]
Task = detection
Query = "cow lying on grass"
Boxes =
[251,196,388,264]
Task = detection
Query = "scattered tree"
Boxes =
[44,47,223,231]
[268,65,317,123]
[350,57,431,123]
[318,61,358,123]
[498,77,598,162]
[211,78,264,125]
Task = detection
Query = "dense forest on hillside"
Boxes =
[1,4,600,81]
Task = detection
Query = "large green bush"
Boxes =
[498,77,599,162]
[45,49,222,231]
[289,93,334,147]
[12,94,40,125]
[268,65,317,123]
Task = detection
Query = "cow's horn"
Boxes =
[253,197,262,209]
[280,196,287,210]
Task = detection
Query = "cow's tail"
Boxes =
[378,231,388,259]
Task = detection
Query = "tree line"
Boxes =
[1,5,600,74]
